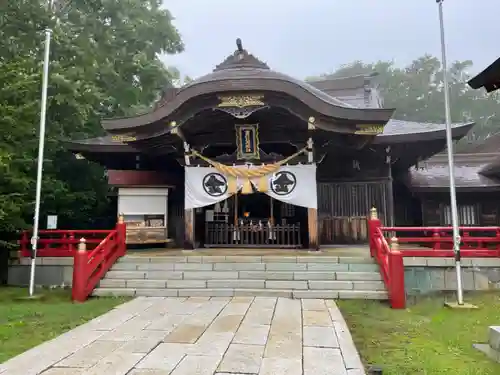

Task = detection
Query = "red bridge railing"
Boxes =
[19,230,112,257]
[18,216,126,302]
[367,207,500,309]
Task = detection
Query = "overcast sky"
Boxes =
[163,0,499,80]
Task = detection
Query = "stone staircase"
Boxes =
[93,253,387,299]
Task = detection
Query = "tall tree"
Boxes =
[0,0,184,248]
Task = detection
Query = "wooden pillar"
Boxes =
[182,138,195,250]
[306,135,318,250]
[184,209,195,250]
[308,208,318,250]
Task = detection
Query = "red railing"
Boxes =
[19,230,112,257]
[18,217,126,302]
[367,208,500,309]
[368,217,405,309]
[382,226,500,258]
[72,219,126,302]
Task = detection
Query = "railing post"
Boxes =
[368,207,381,258]
[72,238,87,303]
[68,232,75,254]
[496,228,500,255]
[462,230,471,249]
[389,236,405,309]
[116,213,126,257]
[19,231,28,257]
[432,230,440,250]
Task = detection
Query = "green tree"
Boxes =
[0,0,184,249]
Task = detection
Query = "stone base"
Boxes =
[8,257,73,287]
[444,301,478,309]
[473,343,500,362]
[15,294,45,301]
[473,326,500,363]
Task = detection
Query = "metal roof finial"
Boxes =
[236,38,243,52]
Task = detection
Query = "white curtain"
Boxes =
[185,167,236,209]
[185,164,317,210]
[252,164,317,209]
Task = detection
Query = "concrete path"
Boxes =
[0,297,366,375]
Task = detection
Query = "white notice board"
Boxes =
[47,215,58,229]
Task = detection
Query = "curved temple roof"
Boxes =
[68,39,476,166]
[101,41,394,131]
[373,120,474,144]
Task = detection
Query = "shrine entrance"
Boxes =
[198,193,307,248]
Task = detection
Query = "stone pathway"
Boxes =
[0,297,365,375]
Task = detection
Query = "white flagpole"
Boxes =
[436,0,464,305]
[28,2,54,297]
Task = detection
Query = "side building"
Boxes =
[67,41,475,249]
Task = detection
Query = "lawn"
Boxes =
[0,287,130,363]
[338,292,500,375]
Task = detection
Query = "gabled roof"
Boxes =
[101,41,394,131]
[468,57,500,92]
[465,131,500,154]
[308,74,382,109]
[407,153,500,192]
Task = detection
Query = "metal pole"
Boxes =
[28,27,52,297]
[436,0,464,305]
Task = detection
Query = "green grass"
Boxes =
[337,292,500,375]
[0,287,130,363]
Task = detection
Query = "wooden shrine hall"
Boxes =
[67,39,478,250]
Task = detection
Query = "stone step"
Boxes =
[97,255,385,300]
[110,261,379,272]
[489,326,500,351]
[92,287,388,300]
[117,255,375,264]
[98,278,386,291]
[103,270,382,281]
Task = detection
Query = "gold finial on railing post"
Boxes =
[116,213,127,257]
[78,237,86,252]
[370,207,378,220]
[390,236,399,251]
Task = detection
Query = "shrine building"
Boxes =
[67,40,498,250]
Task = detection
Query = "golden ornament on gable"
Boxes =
[111,135,137,142]
[354,124,384,135]
[217,95,265,108]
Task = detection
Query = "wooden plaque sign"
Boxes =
[235,124,260,160]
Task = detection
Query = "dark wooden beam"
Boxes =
[184,209,195,250]
[308,208,319,250]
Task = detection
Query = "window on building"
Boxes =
[443,204,477,225]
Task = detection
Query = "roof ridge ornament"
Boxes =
[213,38,270,71]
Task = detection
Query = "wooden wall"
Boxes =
[108,170,180,186]
[168,188,185,246]
[318,180,391,244]
[420,192,500,226]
